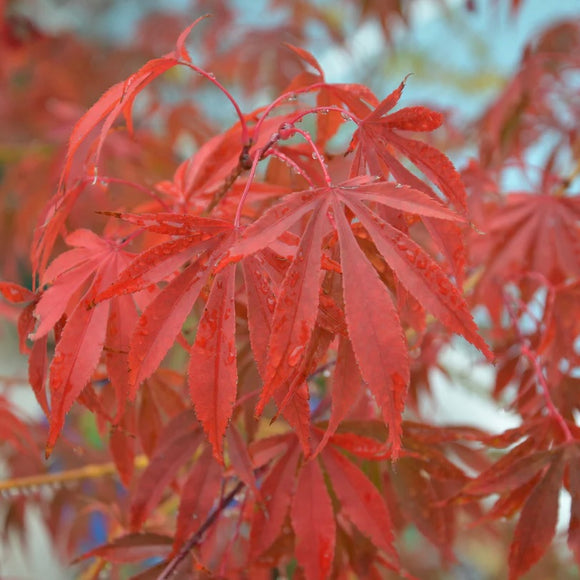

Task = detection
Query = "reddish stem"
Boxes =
[291,127,332,186]
[179,60,249,145]
[267,149,316,188]
[251,82,327,144]
[288,105,360,126]
[98,176,171,211]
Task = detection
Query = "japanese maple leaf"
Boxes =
[250,428,400,579]
[95,212,237,461]
[348,80,467,213]
[30,229,141,455]
[58,17,209,191]
[471,192,580,320]
[347,79,469,283]
[462,440,580,579]
[31,18,210,278]
[539,280,580,380]
[225,177,492,457]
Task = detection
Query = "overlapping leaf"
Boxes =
[348,80,467,213]
[28,229,140,454]
[95,212,236,460]
[225,177,491,456]
[471,192,580,320]
[461,440,580,579]
[252,428,401,579]
[291,458,336,579]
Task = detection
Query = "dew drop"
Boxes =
[287,271,299,288]
[226,346,236,365]
[287,344,304,367]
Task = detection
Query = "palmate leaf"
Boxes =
[471,192,580,320]
[460,438,580,579]
[226,177,491,457]
[291,457,336,580]
[347,81,469,282]
[348,80,467,213]
[253,428,401,578]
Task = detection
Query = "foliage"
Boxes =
[1,1,579,578]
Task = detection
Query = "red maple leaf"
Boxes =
[225,176,492,457]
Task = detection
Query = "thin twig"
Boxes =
[202,144,252,215]
[0,455,149,494]
[158,480,245,579]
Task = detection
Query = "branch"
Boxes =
[158,479,245,579]
[0,455,149,495]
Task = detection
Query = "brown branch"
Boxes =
[203,144,253,216]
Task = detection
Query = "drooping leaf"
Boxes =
[391,457,454,561]
[313,336,362,457]
[322,445,397,564]
[250,441,300,558]
[109,404,137,487]
[291,458,336,580]
[508,451,565,580]
[46,271,111,453]
[188,262,237,462]
[174,445,223,552]
[333,198,409,458]
[226,425,261,499]
[256,198,329,415]
[130,410,201,530]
